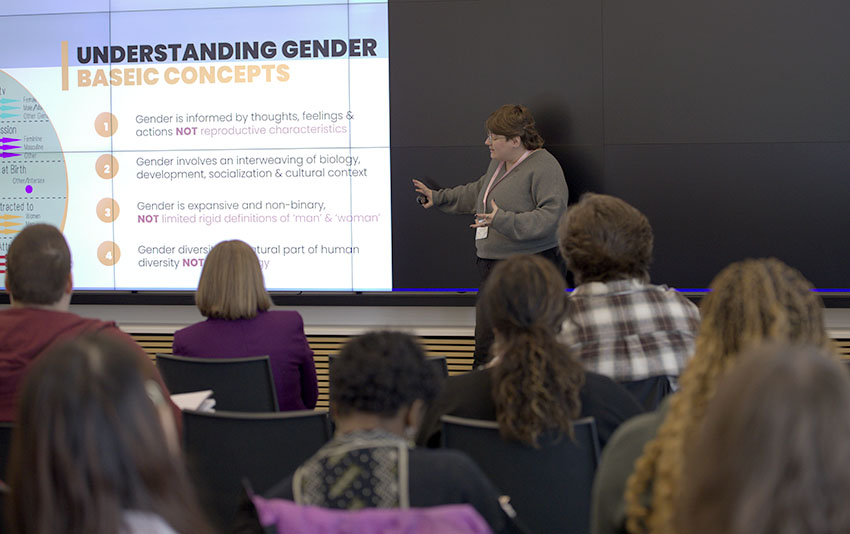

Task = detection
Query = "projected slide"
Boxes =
[0,0,390,291]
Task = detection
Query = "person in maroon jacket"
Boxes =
[172,240,318,411]
[0,224,178,424]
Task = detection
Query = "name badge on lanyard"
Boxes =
[476,149,535,240]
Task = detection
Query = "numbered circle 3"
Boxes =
[96,198,119,222]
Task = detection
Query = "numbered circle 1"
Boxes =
[97,241,121,266]
[96,154,119,179]
[95,112,118,137]
[96,198,119,222]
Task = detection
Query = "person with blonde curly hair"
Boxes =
[590,258,831,534]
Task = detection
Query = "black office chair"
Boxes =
[441,415,601,534]
[155,354,278,412]
[182,409,332,529]
[0,422,13,481]
[619,375,675,411]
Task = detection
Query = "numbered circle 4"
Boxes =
[97,241,121,266]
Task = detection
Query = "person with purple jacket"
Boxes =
[172,240,318,411]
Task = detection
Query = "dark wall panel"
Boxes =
[602,0,850,143]
[389,0,850,293]
[389,0,604,289]
[605,142,850,288]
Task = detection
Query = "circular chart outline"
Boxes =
[0,68,70,234]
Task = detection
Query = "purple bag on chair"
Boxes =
[251,495,492,534]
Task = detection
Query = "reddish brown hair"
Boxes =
[485,104,544,150]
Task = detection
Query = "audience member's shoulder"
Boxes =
[264,309,305,325]
[438,368,494,412]
[446,367,492,389]
[410,447,488,482]
[646,283,699,307]
[26,307,122,335]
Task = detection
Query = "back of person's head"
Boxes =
[485,104,544,150]
[558,193,653,285]
[677,344,850,534]
[5,223,71,305]
[195,239,272,319]
[694,257,828,365]
[481,254,584,447]
[625,258,830,534]
[331,331,439,419]
[8,334,212,534]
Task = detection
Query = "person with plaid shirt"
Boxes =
[557,194,700,409]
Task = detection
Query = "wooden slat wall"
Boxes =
[134,333,475,409]
[133,332,850,410]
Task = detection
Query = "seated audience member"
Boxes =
[590,258,830,534]
[172,239,318,411]
[557,194,700,408]
[676,344,850,534]
[418,254,643,450]
[8,334,213,534]
[236,331,520,534]
[0,224,176,422]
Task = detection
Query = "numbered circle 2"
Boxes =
[96,198,119,222]
[96,154,119,179]
[95,112,118,137]
[97,241,121,266]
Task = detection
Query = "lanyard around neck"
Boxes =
[482,149,535,212]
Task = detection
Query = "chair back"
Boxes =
[441,415,601,534]
[156,354,278,412]
[0,422,12,480]
[251,496,492,534]
[182,409,331,529]
[619,375,674,411]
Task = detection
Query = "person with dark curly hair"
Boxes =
[236,331,521,534]
[413,104,569,368]
[417,255,642,450]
